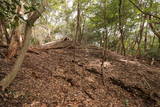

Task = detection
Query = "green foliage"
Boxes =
[33,0,160,59]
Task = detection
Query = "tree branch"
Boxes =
[149,16,160,39]
[128,0,160,20]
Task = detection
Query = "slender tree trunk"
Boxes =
[144,24,148,52]
[0,0,47,90]
[64,0,69,36]
[0,23,32,90]
[116,40,120,53]
[0,19,10,44]
[158,38,160,54]
[113,25,117,37]
[80,13,86,44]
[151,36,155,48]
[7,4,22,59]
[119,0,126,56]
[0,21,3,44]
[7,24,21,59]
[100,35,103,47]
[137,15,145,56]
[75,0,82,43]
[101,29,108,86]
[158,38,160,49]
[131,31,138,50]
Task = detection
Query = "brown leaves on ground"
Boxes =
[0,40,160,107]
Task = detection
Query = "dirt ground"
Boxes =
[0,40,160,107]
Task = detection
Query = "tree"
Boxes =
[75,0,82,42]
[118,0,126,56]
[0,0,47,90]
[14,0,159,61]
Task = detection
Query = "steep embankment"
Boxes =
[0,40,160,107]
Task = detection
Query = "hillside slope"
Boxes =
[0,40,160,107]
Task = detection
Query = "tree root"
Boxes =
[109,77,156,104]
[85,68,102,76]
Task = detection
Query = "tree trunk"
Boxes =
[0,0,47,90]
[151,36,155,48]
[101,29,108,86]
[158,38,160,54]
[80,13,86,44]
[119,0,126,56]
[144,24,148,52]
[0,19,10,45]
[0,21,3,44]
[149,23,160,39]
[75,0,82,43]
[7,25,21,59]
[0,23,32,90]
[137,15,145,56]
[7,4,22,59]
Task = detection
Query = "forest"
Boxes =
[0,0,160,107]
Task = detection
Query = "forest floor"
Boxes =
[0,40,160,107]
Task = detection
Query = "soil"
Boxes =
[0,40,160,107]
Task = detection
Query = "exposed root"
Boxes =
[83,90,95,100]
[85,68,102,76]
[109,77,155,103]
